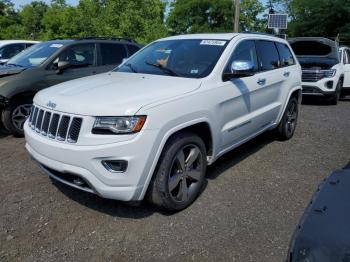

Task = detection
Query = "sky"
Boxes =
[14,0,270,10]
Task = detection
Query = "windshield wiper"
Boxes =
[125,63,138,73]
[145,61,179,76]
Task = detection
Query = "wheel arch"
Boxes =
[138,119,215,200]
[276,87,302,125]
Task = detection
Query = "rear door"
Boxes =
[343,49,350,87]
[45,43,98,87]
[94,43,128,74]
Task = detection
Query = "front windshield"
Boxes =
[7,42,67,67]
[115,39,229,78]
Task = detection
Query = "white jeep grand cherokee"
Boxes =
[24,33,301,211]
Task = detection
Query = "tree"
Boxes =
[19,1,48,39]
[166,0,265,35]
[272,0,350,41]
[0,0,21,39]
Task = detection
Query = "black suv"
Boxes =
[0,37,141,136]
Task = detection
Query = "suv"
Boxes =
[24,33,301,211]
[0,37,141,136]
[289,37,344,104]
[0,40,39,64]
[339,46,350,97]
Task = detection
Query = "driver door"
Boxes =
[45,43,98,87]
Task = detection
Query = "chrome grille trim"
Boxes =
[28,105,83,143]
[302,70,326,82]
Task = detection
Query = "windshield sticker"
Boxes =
[190,69,199,74]
[200,40,226,46]
[50,44,63,48]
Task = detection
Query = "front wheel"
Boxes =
[1,98,32,137]
[275,97,299,141]
[329,80,342,105]
[147,132,207,211]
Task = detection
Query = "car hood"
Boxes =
[34,72,202,116]
[0,65,27,78]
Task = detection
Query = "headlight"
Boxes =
[92,116,147,134]
[325,69,336,78]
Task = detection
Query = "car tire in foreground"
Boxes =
[147,132,207,211]
[275,97,299,141]
[1,98,32,137]
[329,80,342,105]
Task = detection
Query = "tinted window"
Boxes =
[100,43,127,65]
[276,42,295,66]
[0,44,25,59]
[127,44,140,56]
[58,44,95,67]
[116,39,228,78]
[255,40,280,70]
[225,40,258,72]
[26,43,35,48]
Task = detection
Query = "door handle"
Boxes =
[257,78,266,86]
[283,71,290,77]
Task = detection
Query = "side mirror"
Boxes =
[56,61,70,74]
[223,60,255,80]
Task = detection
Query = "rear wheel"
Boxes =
[147,132,207,211]
[275,97,299,141]
[1,98,32,137]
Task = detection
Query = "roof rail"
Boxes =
[49,36,137,43]
[76,36,137,43]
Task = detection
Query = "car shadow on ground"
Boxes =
[53,131,276,218]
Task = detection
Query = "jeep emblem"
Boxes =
[47,101,57,109]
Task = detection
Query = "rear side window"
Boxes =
[255,40,280,71]
[100,43,127,65]
[276,42,295,67]
[126,44,140,56]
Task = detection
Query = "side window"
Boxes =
[57,44,95,68]
[126,44,140,56]
[100,43,127,65]
[276,42,295,67]
[1,44,25,59]
[255,40,280,71]
[225,40,259,72]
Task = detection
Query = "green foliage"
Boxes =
[166,0,265,34]
[273,0,350,42]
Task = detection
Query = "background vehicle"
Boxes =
[339,46,350,97]
[25,33,302,211]
[0,37,141,136]
[289,37,344,104]
[0,40,39,64]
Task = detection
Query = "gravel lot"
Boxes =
[0,98,349,262]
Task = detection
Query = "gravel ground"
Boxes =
[0,98,349,262]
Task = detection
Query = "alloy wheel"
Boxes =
[168,144,203,203]
[285,101,298,136]
[11,104,32,131]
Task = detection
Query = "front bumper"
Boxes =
[302,78,337,97]
[24,121,159,201]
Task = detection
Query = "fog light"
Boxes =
[102,160,128,173]
[325,81,333,89]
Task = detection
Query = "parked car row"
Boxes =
[289,37,350,104]
[0,40,39,65]
[0,33,348,211]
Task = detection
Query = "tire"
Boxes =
[147,132,207,211]
[0,118,9,135]
[275,97,299,141]
[329,80,342,105]
[1,98,32,137]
